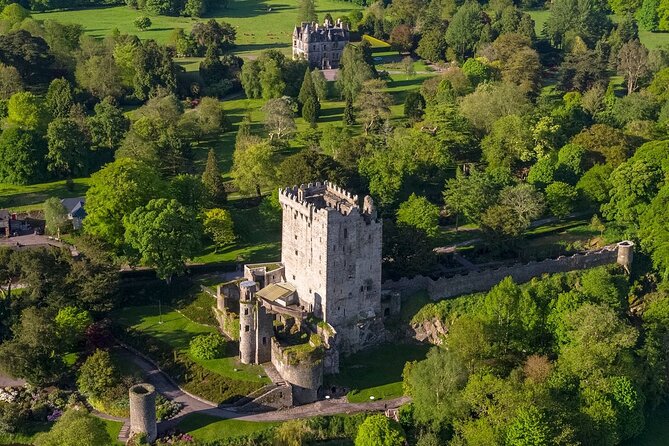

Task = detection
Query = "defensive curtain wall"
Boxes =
[382,242,634,301]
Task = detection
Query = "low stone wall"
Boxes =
[270,339,323,405]
[236,383,293,412]
[383,244,623,301]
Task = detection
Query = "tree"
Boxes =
[311,69,328,100]
[298,0,317,23]
[184,0,213,17]
[637,0,659,31]
[203,208,235,251]
[45,78,74,119]
[544,0,611,48]
[46,118,89,180]
[660,0,669,31]
[618,40,650,95]
[77,349,120,399]
[445,1,483,59]
[417,27,447,62]
[75,54,124,99]
[355,414,406,446]
[396,194,440,238]
[43,197,69,236]
[482,114,534,170]
[506,406,552,446]
[274,419,314,446]
[557,49,608,93]
[406,348,468,427]
[191,19,236,55]
[6,91,47,131]
[390,24,414,53]
[499,184,545,227]
[545,182,578,218]
[337,43,375,101]
[134,16,152,31]
[0,30,54,84]
[33,410,112,446]
[55,306,91,350]
[459,82,531,132]
[88,97,130,152]
[132,40,177,100]
[202,149,226,205]
[232,140,276,196]
[84,158,164,248]
[404,91,425,121]
[0,127,46,185]
[124,198,202,281]
[443,168,503,227]
[240,59,262,98]
[343,96,355,125]
[299,68,320,125]
[0,63,22,99]
[639,184,669,277]
[263,98,296,140]
[260,58,286,99]
[355,79,392,134]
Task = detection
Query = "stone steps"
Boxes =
[118,421,131,443]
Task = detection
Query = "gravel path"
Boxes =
[119,346,408,435]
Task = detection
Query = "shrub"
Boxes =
[77,349,120,399]
[189,333,226,360]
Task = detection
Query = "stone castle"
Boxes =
[215,182,399,406]
[292,19,349,69]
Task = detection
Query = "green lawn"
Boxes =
[330,343,430,403]
[35,0,362,55]
[0,178,91,211]
[177,414,278,442]
[101,419,124,445]
[111,304,269,384]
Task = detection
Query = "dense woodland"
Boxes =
[0,0,669,444]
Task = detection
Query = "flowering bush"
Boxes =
[189,333,226,360]
[156,432,195,444]
[155,395,182,421]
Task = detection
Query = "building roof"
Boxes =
[256,282,296,305]
[60,197,86,219]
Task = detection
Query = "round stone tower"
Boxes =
[617,241,634,273]
[129,383,157,443]
[239,280,257,364]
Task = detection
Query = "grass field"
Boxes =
[178,414,278,441]
[0,178,91,211]
[111,304,269,383]
[35,0,362,55]
[329,343,430,403]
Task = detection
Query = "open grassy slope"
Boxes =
[35,0,362,55]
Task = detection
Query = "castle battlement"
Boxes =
[279,181,375,218]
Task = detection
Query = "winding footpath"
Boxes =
[119,346,409,440]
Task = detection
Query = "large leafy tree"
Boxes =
[124,198,202,281]
[396,193,440,238]
[203,208,236,251]
[544,0,612,48]
[355,414,406,446]
[132,40,177,100]
[445,1,483,59]
[87,97,130,152]
[45,78,74,119]
[84,158,164,248]
[6,91,48,131]
[0,30,54,84]
[33,410,112,446]
[46,118,89,180]
[337,43,375,100]
[0,127,46,185]
[232,140,277,196]
[355,79,393,134]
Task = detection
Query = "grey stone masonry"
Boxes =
[129,383,157,443]
[279,181,383,353]
[292,19,349,69]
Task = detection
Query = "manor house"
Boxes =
[292,19,349,69]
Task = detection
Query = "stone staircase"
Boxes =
[118,421,131,444]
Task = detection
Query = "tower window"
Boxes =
[295,235,297,240]
[262,337,267,345]
[244,308,249,315]
[344,228,348,238]
[244,325,250,332]
[295,250,298,256]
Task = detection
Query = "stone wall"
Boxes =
[270,338,323,405]
[383,244,625,301]
[236,383,293,412]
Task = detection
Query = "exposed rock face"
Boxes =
[409,318,448,345]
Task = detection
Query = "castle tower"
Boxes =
[278,181,382,352]
[129,383,157,443]
[239,280,257,365]
[617,241,634,274]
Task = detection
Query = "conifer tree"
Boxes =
[298,0,317,23]
[299,68,320,124]
[343,96,355,125]
[202,149,226,205]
